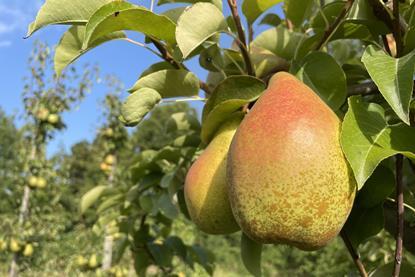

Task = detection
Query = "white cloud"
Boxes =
[0,40,12,47]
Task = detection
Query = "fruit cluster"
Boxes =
[0,238,34,257]
[184,73,357,250]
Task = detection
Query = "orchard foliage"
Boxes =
[22,0,415,275]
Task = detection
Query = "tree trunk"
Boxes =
[9,143,37,277]
[102,157,117,270]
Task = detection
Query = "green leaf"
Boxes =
[147,242,173,267]
[120,88,161,127]
[97,194,124,213]
[356,165,395,209]
[259,14,282,27]
[54,25,125,78]
[140,62,176,78]
[241,233,262,277]
[176,3,227,58]
[161,7,187,23]
[112,237,129,264]
[369,262,415,277]
[134,250,151,276]
[158,0,223,10]
[341,96,415,189]
[284,0,314,27]
[242,0,283,24]
[362,45,415,125]
[165,236,187,259]
[27,0,111,36]
[252,26,304,60]
[166,112,201,132]
[295,51,347,111]
[201,76,265,144]
[347,0,389,35]
[343,203,384,248]
[157,193,179,219]
[80,185,107,214]
[83,1,176,49]
[129,69,200,98]
[251,47,289,78]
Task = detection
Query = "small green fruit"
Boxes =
[28,176,38,188]
[9,239,20,253]
[36,108,49,121]
[104,155,116,165]
[23,244,34,257]
[36,177,47,189]
[104,128,114,137]
[47,114,60,125]
[88,254,98,268]
[76,255,87,267]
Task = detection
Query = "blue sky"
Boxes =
[0,0,282,155]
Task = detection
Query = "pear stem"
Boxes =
[340,230,368,277]
[315,0,354,50]
[226,0,255,76]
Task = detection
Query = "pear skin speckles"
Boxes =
[227,72,357,250]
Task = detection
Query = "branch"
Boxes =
[315,0,354,50]
[149,38,211,95]
[340,230,368,277]
[393,154,404,277]
[392,0,404,57]
[226,0,255,76]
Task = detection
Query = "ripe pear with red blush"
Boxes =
[184,115,242,235]
[227,72,356,250]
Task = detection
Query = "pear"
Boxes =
[105,155,116,165]
[47,114,60,125]
[184,115,242,234]
[36,177,47,189]
[23,243,34,257]
[88,254,98,268]
[9,239,20,252]
[227,72,356,250]
[28,176,38,188]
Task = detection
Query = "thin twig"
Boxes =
[226,0,255,76]
[122,38,162,58]
[392,0,403,57]
[149,38,211,95]
[248,23,254,44]
[340,230,368,277]
[315,0,354,50]
[393,154,404,277]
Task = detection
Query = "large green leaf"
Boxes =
[176,3,227,58]
[242,0,283,24]
[27,0,111,36]
[251,26,304,60]
[241,233,262,277]
[201,76,265,144]
[80,185,107,214]
[54,26,125,78]
[341,96,415,189]
[295,51,347,111]
[120,88,162,127]
[259,14,282,27]
[129,69,200,98]
[343,203,384,248]
[347,0,389,35]
[158,0,223,10]
[284,0,314,27]
[362,46,415,125]
[83,1,176,48]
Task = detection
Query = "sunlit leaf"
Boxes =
[54,25,125,78]
[80,185,107,214]
[120,88,162,127]
[341,96,415,189]
[129,69,200,98]
[27,0,111,36]
[176,3,227,58]
[362,45,415,125]
[242,0,283,24]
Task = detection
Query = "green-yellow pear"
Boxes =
[28,176,38,188]
[23,243,34,257]
[9,239,20,253]
[47,114,60,125]
[36,177,47,189]
[88,254,98,268]
[184,115,242,234]
[227,72,356,250]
